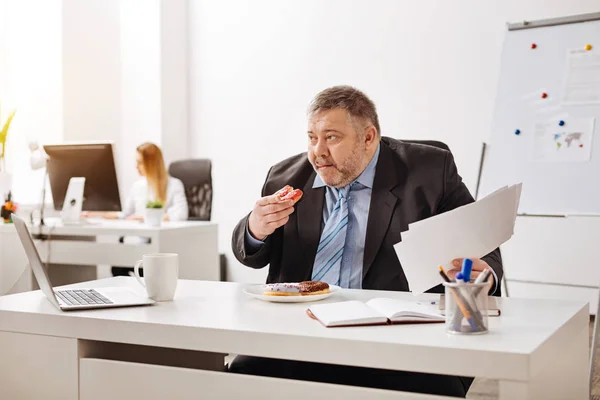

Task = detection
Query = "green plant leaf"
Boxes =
[146,200,164,209]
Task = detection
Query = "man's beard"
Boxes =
[315,142,366,188]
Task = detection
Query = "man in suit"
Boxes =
[230,85,503,397]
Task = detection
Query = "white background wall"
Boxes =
[188,0,600,283]
[0,0,63,204]
[0,0,188,212]
[119,0,162,199]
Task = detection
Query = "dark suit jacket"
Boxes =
[232,137,503,295]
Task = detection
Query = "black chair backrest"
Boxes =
[168,159,212,221]
[401,139,450,152]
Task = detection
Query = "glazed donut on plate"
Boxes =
[263,281,330,296]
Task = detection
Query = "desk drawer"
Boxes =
[79,358,453,400]
[0,332,78,400]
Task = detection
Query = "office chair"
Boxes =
[401,139,450,152]
[168,158,227,280]
[168,159,213,221]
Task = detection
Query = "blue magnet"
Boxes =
[515,129,521,135]
[559,120,565,126]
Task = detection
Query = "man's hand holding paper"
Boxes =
[394,184,522,295]
[449,258,494,293]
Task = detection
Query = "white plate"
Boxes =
[243,284,341,303]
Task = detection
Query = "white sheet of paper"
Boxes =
[513,183,523,219]
[394,185,520,295]
[532,118,594,163]
[406,185,517,244]
[399,186,507,243]
[562,49,600,105]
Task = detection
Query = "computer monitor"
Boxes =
[43,142,122,212]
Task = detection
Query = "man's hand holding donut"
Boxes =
[248,185,303,240]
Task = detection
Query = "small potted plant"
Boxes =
[144,200,164,227]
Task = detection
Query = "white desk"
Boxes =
[0,277,589,400]
[0,219,219,293]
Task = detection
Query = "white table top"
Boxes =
[0,277,587,382]
[0,218,216,236]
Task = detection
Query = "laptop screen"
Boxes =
[11,214,61,309]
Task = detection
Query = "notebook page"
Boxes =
[308,300,388,327]
[366,298,444,321]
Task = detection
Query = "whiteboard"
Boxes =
[478,13,600,215]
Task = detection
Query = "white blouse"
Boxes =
[120,177,189,221]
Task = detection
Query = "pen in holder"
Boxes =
[443,282,489,335]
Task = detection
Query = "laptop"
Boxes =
[12,213,155,311]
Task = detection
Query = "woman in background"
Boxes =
[83,142,188,276]
[84,142,188,221]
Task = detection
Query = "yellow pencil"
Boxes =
[439,266,477,329]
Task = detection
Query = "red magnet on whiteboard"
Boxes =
[531,43,537,49]
[580,144,584,148]
[541,92,548,99]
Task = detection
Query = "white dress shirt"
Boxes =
[120,177,189,221]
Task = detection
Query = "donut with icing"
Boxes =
[274,185,303,204]
[263,281,330,296]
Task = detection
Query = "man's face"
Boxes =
[307,108,370,188]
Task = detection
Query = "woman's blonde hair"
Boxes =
[137,142,168,203]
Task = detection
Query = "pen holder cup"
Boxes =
[443,282,489,335]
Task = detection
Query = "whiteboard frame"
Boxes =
[508,12,600,31]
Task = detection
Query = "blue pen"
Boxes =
[460,258,486,330]
[462,259,473,282]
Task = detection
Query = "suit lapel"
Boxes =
[296,172,325,274]
[363,143,401,279]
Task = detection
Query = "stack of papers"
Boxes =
[394,184,522,295]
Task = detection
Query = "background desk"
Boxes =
[0,219,219,294]
[0,277,589,400]
[501,215,600,313]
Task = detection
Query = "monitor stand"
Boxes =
[60,177,85,225]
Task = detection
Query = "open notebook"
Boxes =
[307,298,444,328]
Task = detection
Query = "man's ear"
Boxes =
[364,125,378,148]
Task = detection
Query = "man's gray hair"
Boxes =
[307,85,380,136]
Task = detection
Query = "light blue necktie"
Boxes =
[311,186,350,286]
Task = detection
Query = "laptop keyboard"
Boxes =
[55,289,113,306]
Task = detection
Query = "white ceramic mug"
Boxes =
[134,253,179,301]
